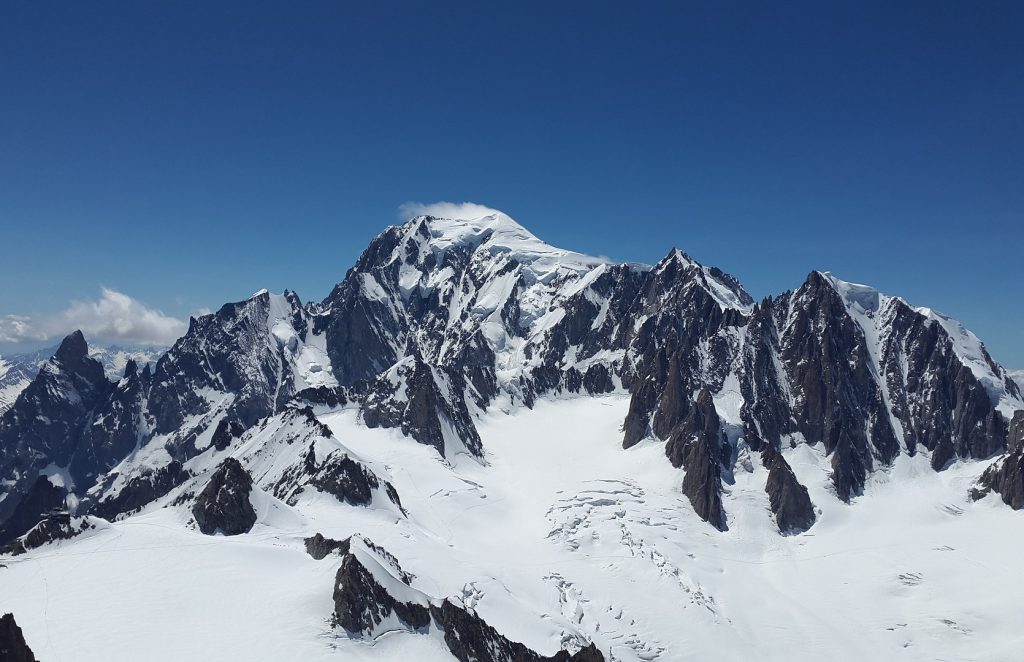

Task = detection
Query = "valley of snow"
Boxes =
[2,394,1020,662]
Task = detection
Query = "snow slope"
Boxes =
[2,395,1021,662]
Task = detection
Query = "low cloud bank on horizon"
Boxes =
[0,287,187,347]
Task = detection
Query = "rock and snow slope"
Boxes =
[1,207,1022,661]
[2,396,1023,661]
[0,343,164,414]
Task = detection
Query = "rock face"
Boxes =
[2,514,96,556]
[71,359,152,485]
[664,389,728,530]
[0,347,52,415]
[91,461,189,521]
[304,533,350,560]
[1,210,1021,538]
[0,475,68,546]
[331,537,604,661]
[0,613,38,662]
[1011,410,1024,454]
[0,331,111,524]
[361,353,482,457]
[332,537,429,635]
[211,417,245,452]
[763,447,816,533]
[776,273,899,501]
[0,343,165,415]
[307,449,402,510]
[146,290,330,460]
[973,411,1024,508]
[191,458,257,535]
[429,599,605,662]
[255,407,405,514]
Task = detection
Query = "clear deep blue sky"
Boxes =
[1,2,1022,366]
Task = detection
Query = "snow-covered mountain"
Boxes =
[0,343,164,414]
[1,209,1022,662]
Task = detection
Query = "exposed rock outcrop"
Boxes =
[777,272,898,501]
[665,389,728,530]
[0,475,68,546]
[332,538,429,634]
[262,411,404,514]
[2,514,97,556]
[71,359,152,486]
[331,537,605,661]
[91,461,189,521]
[0,331,111,524]
[361,353,482,457]
[211,417,245,452]
[972,411,1024,509]
[0,613,37,662]
[191,458,257,535]
[304,533,351,560]
[430,599,605,662]
[307,448,402,510]
[763,446,816,533]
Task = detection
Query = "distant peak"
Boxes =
[656,247,696,268]
[651,248,753,312]
[54,330,89,363]
[811,271,881,313]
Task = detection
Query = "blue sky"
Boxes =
[1,2,1022,366]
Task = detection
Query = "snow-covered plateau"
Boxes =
[1,207,1021,662]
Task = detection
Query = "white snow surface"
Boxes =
[266,292,337,391]
[2,395,1022,662]
[416,211,608,280]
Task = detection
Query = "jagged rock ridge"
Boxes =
[332,536,604,661]
[0,207,1021,541]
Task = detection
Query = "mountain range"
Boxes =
[0,344,165,414]
[1,209,1022,662]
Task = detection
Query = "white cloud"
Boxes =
[398,201,503,221]
[0,288,187,346]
